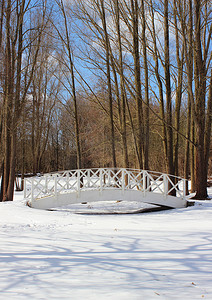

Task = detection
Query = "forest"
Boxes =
[0,0,211,202]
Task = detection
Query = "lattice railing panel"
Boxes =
[125,170,143,190]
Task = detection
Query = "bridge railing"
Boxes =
[24,168,186,202]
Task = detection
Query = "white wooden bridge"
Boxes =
[24,168,188,210]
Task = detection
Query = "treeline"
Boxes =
[0,0,211,201]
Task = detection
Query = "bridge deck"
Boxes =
[24,168,188,210]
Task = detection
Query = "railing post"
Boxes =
[77,170,81,195]
[31,178,34,203]
[24,178,27,198]
[143,171,146,196]
[45,175,48,194]
[122,169,125,193]
[87,169,90,188]
[54,174,57,197]
[183,179,186,199]
[66,173,69,190]
[147,173,150,191]
[163,174,168,197]
[100,168,103,193]
[107,169,110,186]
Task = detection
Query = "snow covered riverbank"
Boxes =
[0,188,212,299]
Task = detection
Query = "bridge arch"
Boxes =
[24,168,188,210]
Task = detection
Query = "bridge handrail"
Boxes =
[24,168,187,202]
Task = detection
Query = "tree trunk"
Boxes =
[141,0,149,170]
[0,0,4,49]
[173,0,184,178]
[164,0,174,177]
[2,0,13,201]
[131,0,144,169]
[60,0,82,169]
[100,0,117,168]
[114,0,129,169]
[193,0,208,199]
[204,70,212,183]
[150,0,168,168]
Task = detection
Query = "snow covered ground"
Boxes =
[0,187,212,299]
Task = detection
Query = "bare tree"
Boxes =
[0,0,49,201]
[140,0,150,170]
[192,0,211,198]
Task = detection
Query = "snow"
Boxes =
[0,188,212,299]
